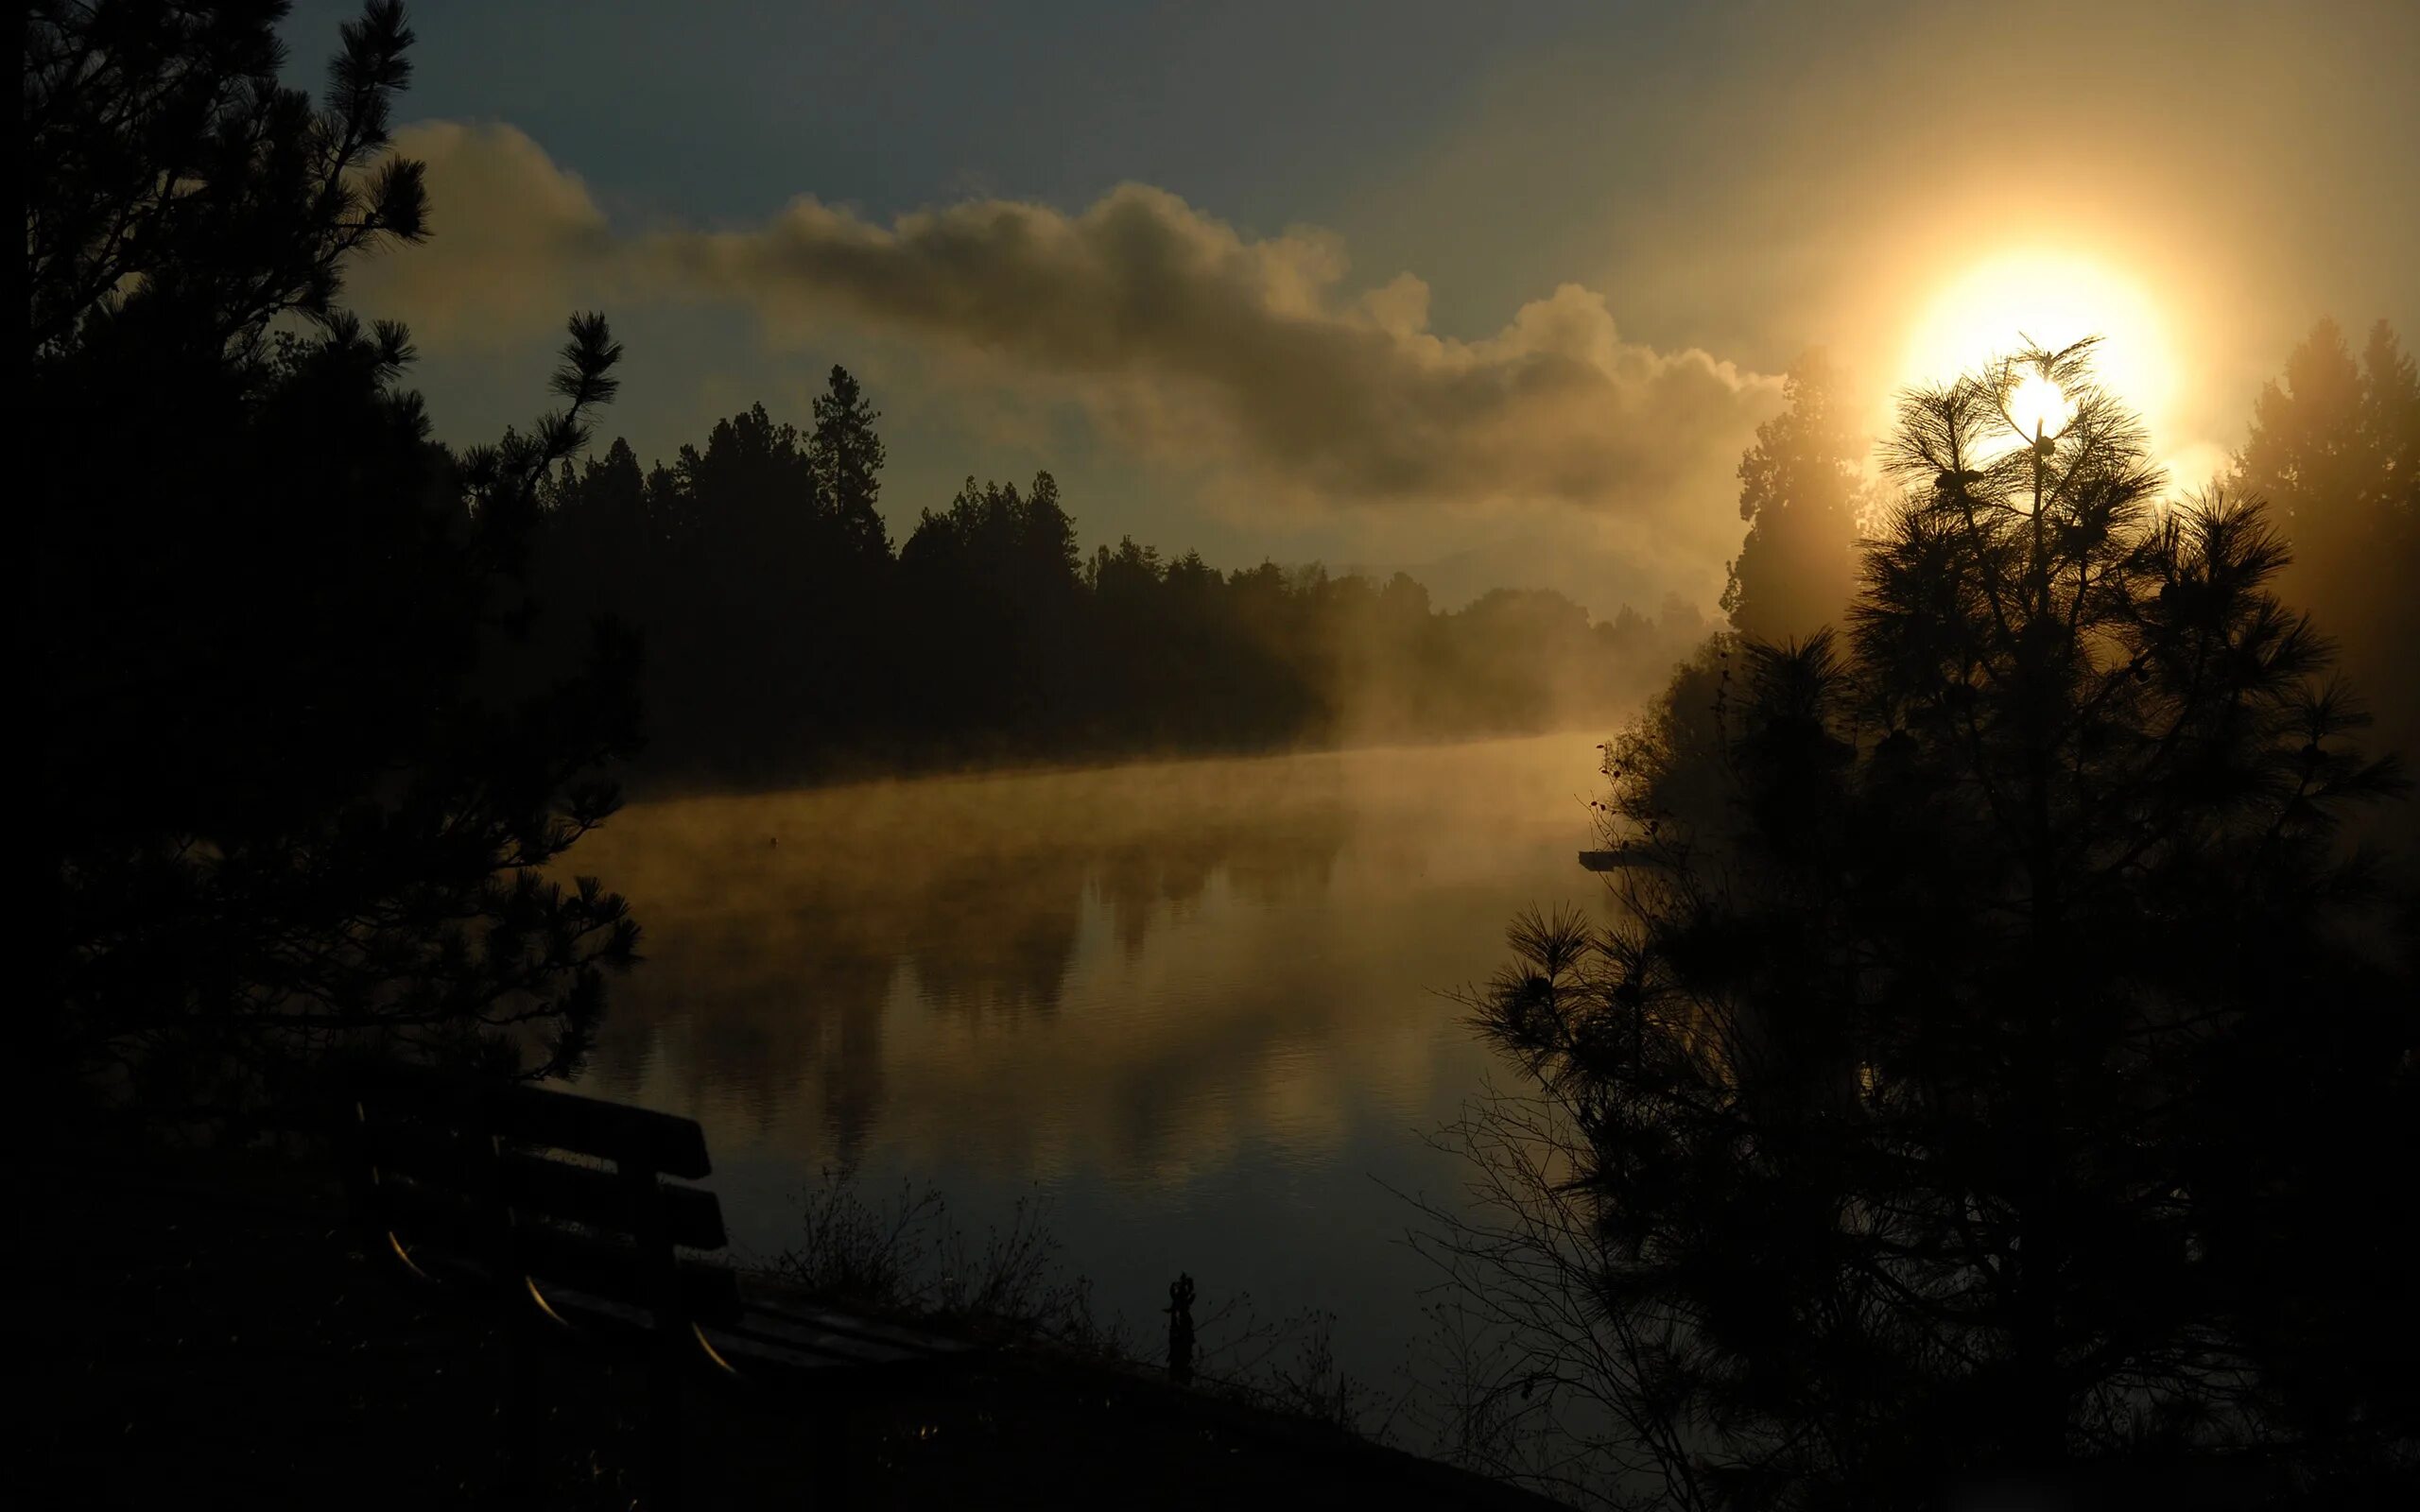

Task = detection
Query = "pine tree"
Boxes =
[810,364,891,562]
[33,2,642,1116]
[1457,341,2415,1507]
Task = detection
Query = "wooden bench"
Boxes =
[336,1063,976,1507]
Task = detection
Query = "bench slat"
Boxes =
[354,1064,711,1177]
[515,1287,958,1383]
[374,1175,744,1326]
[361,1123,727,1251]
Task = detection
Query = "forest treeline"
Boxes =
[528,376,1708,786]
[535,314,2415,799]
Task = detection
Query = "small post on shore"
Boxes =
[1166,1272,1197,1386]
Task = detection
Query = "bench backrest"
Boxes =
[339,1063,741,1332]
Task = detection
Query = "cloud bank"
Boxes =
[351,122,1781,576]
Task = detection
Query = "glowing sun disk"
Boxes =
[2008,372,2070,438]
[1899,249,2174,426]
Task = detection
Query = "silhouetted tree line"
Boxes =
[34,1,640,1122]
[532,385,1707,785]
[1446,339,2417,1507]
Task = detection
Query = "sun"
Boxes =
[1897,249,2176,425]
[2006,371,2071,439]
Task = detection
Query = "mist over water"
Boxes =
[569,731,1614,1381]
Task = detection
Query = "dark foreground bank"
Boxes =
[26,1146,1560,1510]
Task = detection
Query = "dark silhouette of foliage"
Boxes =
[26,0,429,359]
[33,1,642,1120]
[1452,342,2416,1507]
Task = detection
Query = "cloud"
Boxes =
[354,121,1781,574]
[346,122,614,349]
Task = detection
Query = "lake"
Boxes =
[570,731,1615,1402]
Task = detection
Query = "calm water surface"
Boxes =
[572,731,1613,1389]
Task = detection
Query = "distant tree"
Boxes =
[1087,536,1166,599]
[32,1,641,1118]
[1441,588,1600,732]
[581,438,655,550]
[2236,318,2420,800]
[1379,570,1433,627]
[2361,321,2420,501]
[1442,341,2416,1507]
[1166,549,1220,598]
[810,364,891,563]
[1080,537,1173,739]
[642,455,693,551]
[1016,471,1084,593]
[678,403,823,564]
[2238,318,2416,532]
[903,472,1084,603]
[543,436,654,619]
[893,472,1085,742]
[1720,353,1870,643]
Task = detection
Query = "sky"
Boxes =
[287,0,2419,617]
